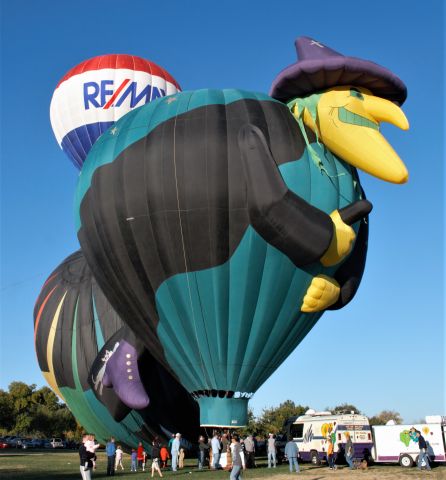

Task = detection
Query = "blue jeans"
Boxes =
[198,450,205,469]
[131,459,137,472]
[288,457,299,472]
[268,451,276,467]
[418,449,431,469]
[346,454,354,469]
[230,464,242,479]
[328,454,336,468]
[172,451,178,471]
[213,451,221,469]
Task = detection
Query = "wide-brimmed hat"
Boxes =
[270,36,407,106]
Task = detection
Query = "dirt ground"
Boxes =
[247,464,446,479]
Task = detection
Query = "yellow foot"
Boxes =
[301,274,340,312]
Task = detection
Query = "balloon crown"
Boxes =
[270,36,407,106]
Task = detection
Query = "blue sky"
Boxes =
[1,0,444,424]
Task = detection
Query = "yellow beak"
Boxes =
[303,87,409,184]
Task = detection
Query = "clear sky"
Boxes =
[1,0,444,425]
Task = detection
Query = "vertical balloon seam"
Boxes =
[91,292,105,350]
[242,251,299,389]
[34,285,58,343]
[69,297,112,440]
[173,89,211,390]
[228,95,274,392]
[43,290,68,400]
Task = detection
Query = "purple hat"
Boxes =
[270,36,407,105]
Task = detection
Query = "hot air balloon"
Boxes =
[50,54,181,169]
[34,251,199,446]
[74,39,408,428]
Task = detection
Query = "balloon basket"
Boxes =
[197,397,249,428]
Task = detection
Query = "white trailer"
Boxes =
[285,410,373,465]
[372,416,446,468]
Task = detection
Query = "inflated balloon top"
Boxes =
[50,54,181,169]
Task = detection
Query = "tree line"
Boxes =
[237,401,405,438]
[0,382,81,439]
[0,382,407,440]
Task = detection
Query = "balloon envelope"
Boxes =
[34,251,199,446]
[50,54,181,169]
[75,89,364,427]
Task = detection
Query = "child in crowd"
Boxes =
[160,445,169,468]
[84,434,100,471]
[115,445,124,470]
[131,448,137,472]
[179,448,185,469]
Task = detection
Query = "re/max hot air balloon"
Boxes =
[34,251,199,446]
[50,54,181,169]
[74,37,408,428]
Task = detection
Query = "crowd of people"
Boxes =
[78,431,286,479]
[79,427,433,478]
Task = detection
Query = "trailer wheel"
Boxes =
[310,450,321,466]
[399,454,414,468]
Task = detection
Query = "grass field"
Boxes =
[0,450,445,479]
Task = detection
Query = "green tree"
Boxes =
[327,403,362,415]
[0,389,14,431]
[256,400,308,437]
[236,408,257,437]
[369,410,403,425]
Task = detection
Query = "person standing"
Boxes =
[284,438,300,473]
[267,433,277,468]
[130,449,137,472]
[211,433,222,469]
[221,433,229,469]
[416,431,432,471]
[326,437,336,470]
[198,435,209,470]
[244,435,255,468]
[167,434,175,451]
[79,434,95,480]
[115,445,124,471]
[230,435,245,480]
[171,433,181,471]
[151,440,164,478]
[105,437,116,476]
[137,442,144,471]
[344,432,355,470]
[179,448,185,469]
[160,444,169,468]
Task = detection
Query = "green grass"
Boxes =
[1,450,445,479]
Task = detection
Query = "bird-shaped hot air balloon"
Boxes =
[74,37,409,428]
[50,54,181,169]
[34,251,199,446]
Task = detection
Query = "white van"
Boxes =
[285,410,373,465]
[372,416,446,468]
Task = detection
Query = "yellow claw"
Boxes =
[301,275,340,312]
[320,210,355,267]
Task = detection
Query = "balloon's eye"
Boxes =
[350,88,364,101]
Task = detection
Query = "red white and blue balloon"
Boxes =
[50,54,181,169]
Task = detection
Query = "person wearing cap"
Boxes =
[171,433,181,472]
[267,433,277,468]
